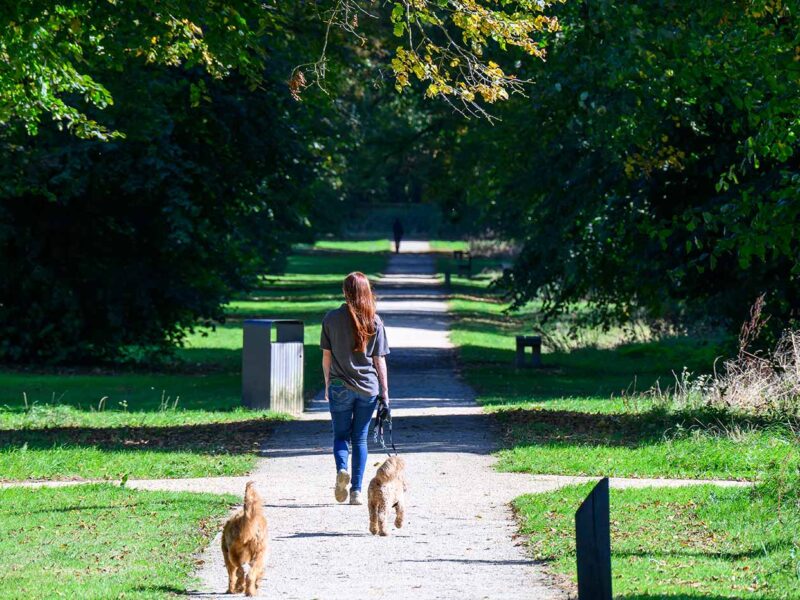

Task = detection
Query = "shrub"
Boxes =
[654,300,800,418]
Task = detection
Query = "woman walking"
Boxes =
[321,272,390,505]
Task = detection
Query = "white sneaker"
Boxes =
[335,469,350,503]
[349,490,363,505]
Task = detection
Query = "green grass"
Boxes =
[515,482,800,599]
[295,238,391,253]
[0,244,389,481]
[448,287,798,482]
[496,409,795,480]
[429,240,469,251]
[0,406,283,481]
[450,296,728,410]
[436,256,508,294]
[0,484,235,599]
[265,248,387,289]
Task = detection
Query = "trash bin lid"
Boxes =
[243,319,304,326]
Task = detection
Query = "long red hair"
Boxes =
[343,272,376,352]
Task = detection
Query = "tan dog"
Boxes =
[367,456,407,536]
[221,481,268,596]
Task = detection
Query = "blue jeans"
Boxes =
[328,381,377,492]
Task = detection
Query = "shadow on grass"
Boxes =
[0,419,274,455]
[133,586,187,595]
[495,407,791,448]
[282,251,388,277]
[174,347,242,371]
[616,537,796,560]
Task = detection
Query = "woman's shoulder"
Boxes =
[325,304,347,319]
[373,313,385,327]
[323,304,348,321]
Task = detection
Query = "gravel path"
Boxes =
[182,244,568,599]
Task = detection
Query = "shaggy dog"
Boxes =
[221,481,268,596]
[367,456,407,536]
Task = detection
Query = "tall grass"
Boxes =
[650,298,800,418]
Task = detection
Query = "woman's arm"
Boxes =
[374,355,389,405]
[322,349,332,400]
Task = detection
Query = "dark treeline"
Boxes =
[0,3,347,362]
[1,1,798,362]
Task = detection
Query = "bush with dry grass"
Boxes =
[654,296,800,418]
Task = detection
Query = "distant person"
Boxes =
[392,218,404,254]
[321,272,390,505]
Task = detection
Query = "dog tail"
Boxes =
[243,481,262,519]
[374,456,405,484]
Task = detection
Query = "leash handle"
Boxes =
[373,395,397,456]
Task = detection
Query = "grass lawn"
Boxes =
[435,253,509,294]
[448,291,799,482]
[0,242,389,481]
[515,482,800,599]
[0,484,235,599]
[429,240,469,252]
[295,238,391,253]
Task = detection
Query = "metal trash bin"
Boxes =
[242,319,304,414]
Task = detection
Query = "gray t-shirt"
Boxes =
[320,304,390,396]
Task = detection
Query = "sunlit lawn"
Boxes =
[429,240,469,252]
[298,238,391,253]
[516,483,800,599]
[0,484,236,599]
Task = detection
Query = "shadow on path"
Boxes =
[261,411,500,459]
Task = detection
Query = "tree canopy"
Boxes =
[0,0,562,137]
[403,0,800,335]
[1,0,799,362]
[0,2,336,361]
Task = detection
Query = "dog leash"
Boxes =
[373,396,397,456]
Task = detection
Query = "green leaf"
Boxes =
[391,3,404,22]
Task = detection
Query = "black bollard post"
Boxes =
[575,477,612,600]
